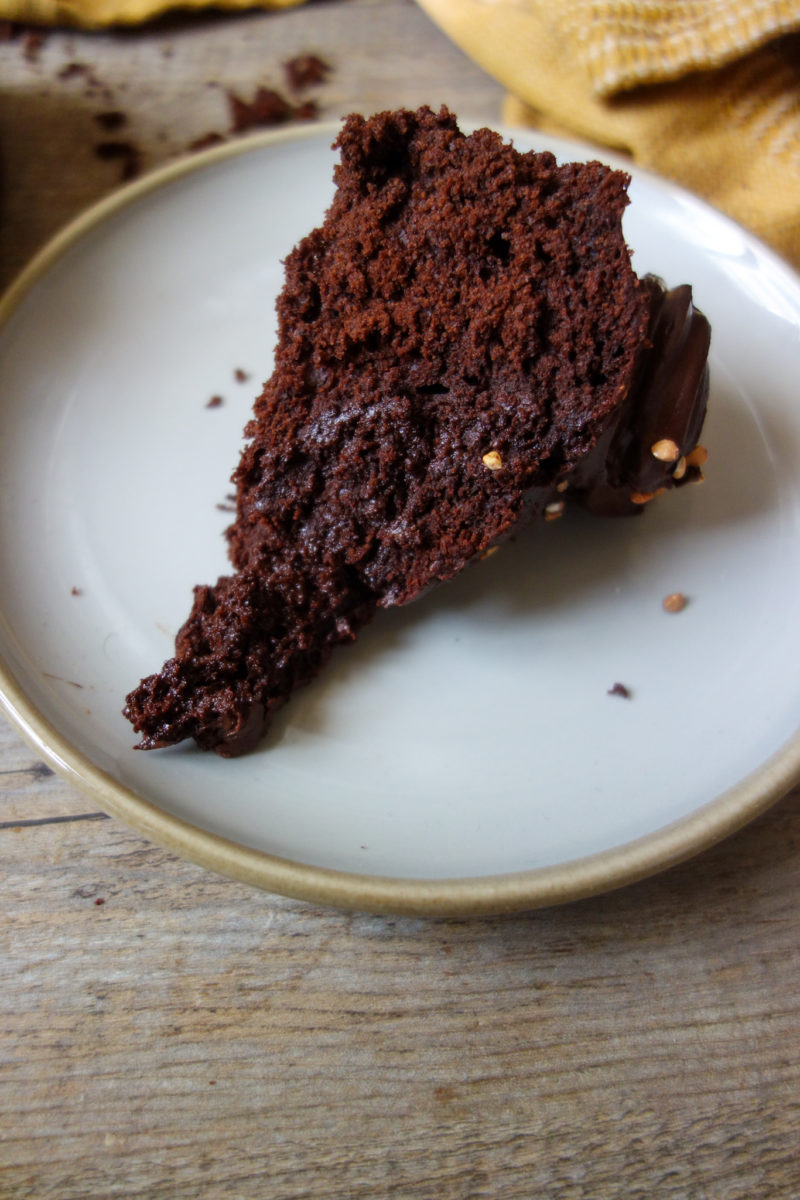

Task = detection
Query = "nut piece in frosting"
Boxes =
[651,437,681,462]
[686,445,709,468]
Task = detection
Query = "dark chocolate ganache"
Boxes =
[577,276,711,515]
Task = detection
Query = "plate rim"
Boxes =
[2,120,800,916]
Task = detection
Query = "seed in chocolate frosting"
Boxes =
[545,500,564,520]
[482,450,503,470]
[673,456,687,480]
[631,490,656,505]
[651,438,681,463]
[687,445,709,467]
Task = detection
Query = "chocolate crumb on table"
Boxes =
[58,59,111,101]
[228,87,292,133]
[30,761,55,780]
[0,20,50,56]
[206,395,224,408]
[284,53,330,92]
[234,368,250,383]
[227,86,318,134]
[189,83,321,155]
[23,29,45,61]
[293,100,318,121]
[94,110,127,132]
[58,60,88,79]
[189,131,226,152]
[93,140,141,182]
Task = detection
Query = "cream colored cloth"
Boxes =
[3,0,300,28]
[417,0,800,267]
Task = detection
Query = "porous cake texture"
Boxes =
[125,106,709,755]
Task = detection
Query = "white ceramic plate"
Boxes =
[2,123,800,915]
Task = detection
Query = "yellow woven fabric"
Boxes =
[417,0,800,267]
[563,0,800,94]
[2,0,300,29]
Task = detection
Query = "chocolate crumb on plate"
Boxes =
[662,592,688,613]
[42,672,83,689]
[206,395,224,408]
[608,682,631,699]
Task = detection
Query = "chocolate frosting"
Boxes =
[578,276,711,516]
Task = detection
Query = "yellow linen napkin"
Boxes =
[3,0,300,28]
[562,0,800,94]
[417,0,800,267]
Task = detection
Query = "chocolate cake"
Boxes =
[124,106,710,756]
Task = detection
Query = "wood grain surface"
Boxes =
[2,3,799,1197]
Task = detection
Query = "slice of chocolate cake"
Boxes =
[124,106,710,756]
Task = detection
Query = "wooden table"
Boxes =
[2,3,799,1195]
